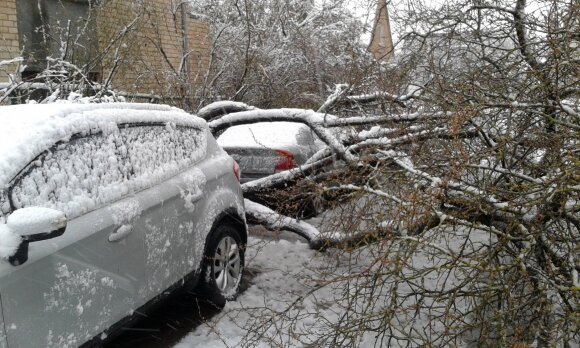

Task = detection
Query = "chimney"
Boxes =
[368,0,394,62]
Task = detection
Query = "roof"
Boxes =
[0,103,206,188]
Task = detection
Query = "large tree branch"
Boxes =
[197,101,256,121]
[208,108,356,162]
[244,199,323,248]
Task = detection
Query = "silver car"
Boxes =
[217,122,324,218]
[0,103,246,347]
[217,122,322,183]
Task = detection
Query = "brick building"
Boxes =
[0,0,210,100]
[0,0,19,77]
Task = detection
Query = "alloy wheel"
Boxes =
[213,236,242,293]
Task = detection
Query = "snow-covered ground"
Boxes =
[174,200,390,347]
[174,234,336,348]
[173,220,473,347]
[171,208,541,348]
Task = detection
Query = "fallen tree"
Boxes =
[201,0,579,345]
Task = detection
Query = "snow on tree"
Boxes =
[190,0,372,109]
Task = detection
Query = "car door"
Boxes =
[0,294,6,348]
[119,123,208,297]
[0,129,148,347]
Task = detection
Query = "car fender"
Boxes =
[196,187,246,252]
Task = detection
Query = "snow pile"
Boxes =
[0,224,21,259]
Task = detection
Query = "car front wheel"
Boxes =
[200,224,244,305]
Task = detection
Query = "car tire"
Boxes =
[199,224,244,306]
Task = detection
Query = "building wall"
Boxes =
[0,0,20,81]
[96,0,211,99]
[0,0,210,105]
[187,19,211,86]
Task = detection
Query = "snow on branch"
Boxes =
[242,156,335,195]
[350,126,478,154]
[325,184,405,205]
[342,87,425,108]
[209,108,356,162]
[324,110,448,127]
[197,101,256,121]
[378,149,524,216]
[0,57,23,68]
[318,84,350,113]
[245,199,323,248]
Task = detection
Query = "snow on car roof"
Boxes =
[217,122,307,149]
[0,103,207,188]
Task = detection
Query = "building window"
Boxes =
[16,0,98,77]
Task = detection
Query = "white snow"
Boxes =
[109,199,141,225]
[0,224,21,259]
[175,237,324,348]
[179,169,206,213]
[0,103,207,189]
[176,231,472,347]
[217,122,309,149]
[197,101,255,120]
[174,198,514,347]
[0,103,208,219]
[6,207,66,237]
[244,199,321,243]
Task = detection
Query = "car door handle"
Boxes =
[109,224,133,243]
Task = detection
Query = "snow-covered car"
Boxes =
[217,122,324,218]
[0,103,246,347]
[217,122,322,183]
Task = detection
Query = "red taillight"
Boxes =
[233,161,241,182]
[274,150,296,171]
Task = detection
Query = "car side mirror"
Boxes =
[4,207,67,266]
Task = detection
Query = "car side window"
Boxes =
[120,124,205,185]
[10,131,130,218]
